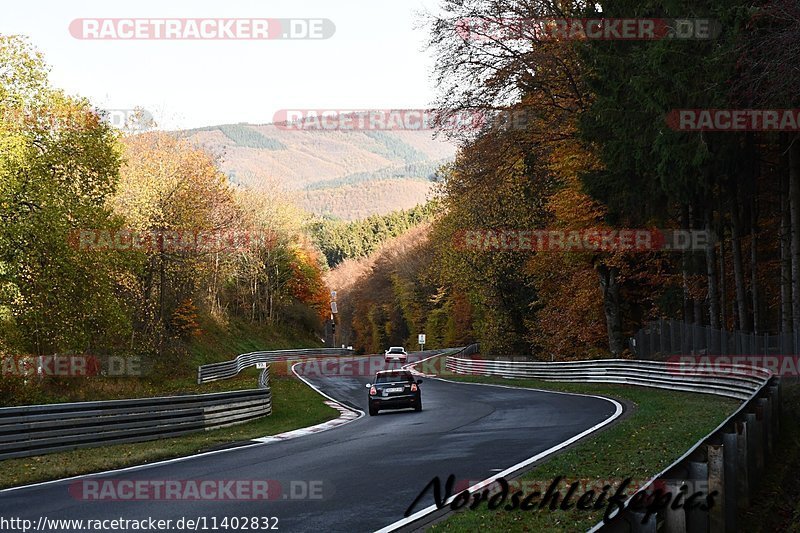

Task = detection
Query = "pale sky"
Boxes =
[1,0,443,130]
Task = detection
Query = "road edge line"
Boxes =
[376,353,624,533]
[250,361,365,443]
[0,359,364,494]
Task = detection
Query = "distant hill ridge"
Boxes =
[180,120,457,220]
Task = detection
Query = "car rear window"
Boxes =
[375,373,413,383]
[388,348,404,353]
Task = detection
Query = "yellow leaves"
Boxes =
[114,132,237,233]
[171,299,202,340]
[546,186,607,228]
[520,122,612,358]
[545,136,603,181]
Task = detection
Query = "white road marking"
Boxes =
[376,352,625,533]
[0,358,370,494]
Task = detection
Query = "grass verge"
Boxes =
[0,317,324,407]
[427,373,738,532]
[0,374,338,489]
[188,316,323,368]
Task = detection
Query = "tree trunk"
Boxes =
[597,263,624,356]
[159,249,166,323]
[719,229,727,330]
[790,138,800,334]
[681,205,694,323]
[730,191,751,332]
[158,247,166,358]
[782,168,793,332]
[694,300,704,326]
[750,195,760,335]
[705,205,720,329]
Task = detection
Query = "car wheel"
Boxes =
[415,402,422,412]
[369,405,378,416]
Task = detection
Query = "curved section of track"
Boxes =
[0,354,621,532]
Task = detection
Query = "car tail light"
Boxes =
[369,386,377,395]
[411,383,418,392]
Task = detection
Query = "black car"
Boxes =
[366,370,422,416]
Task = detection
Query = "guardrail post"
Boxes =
[768,383,780,436]
[629,510,656,533]
[662,479,687,533]
[707,444,725,533]
[687,460,709,532]
[749,408,765,481]
[744,412,760,488]
[735,420,749,508]
[757,397,772,457]
[721,431,738,532]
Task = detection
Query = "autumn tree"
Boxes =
[0,35,129,356]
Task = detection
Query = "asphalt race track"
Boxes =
[0,354,620,532]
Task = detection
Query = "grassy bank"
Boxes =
[0,318,337,489]
[428,373,738,532]
[0,317,324,407]
[188,316,323,368]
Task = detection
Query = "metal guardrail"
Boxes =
[197,348,353,384]
[443,349,779,532]
[589,377,780,533]
[445,357,768,401]
[0,389,271,460]
[0,347,356,461]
